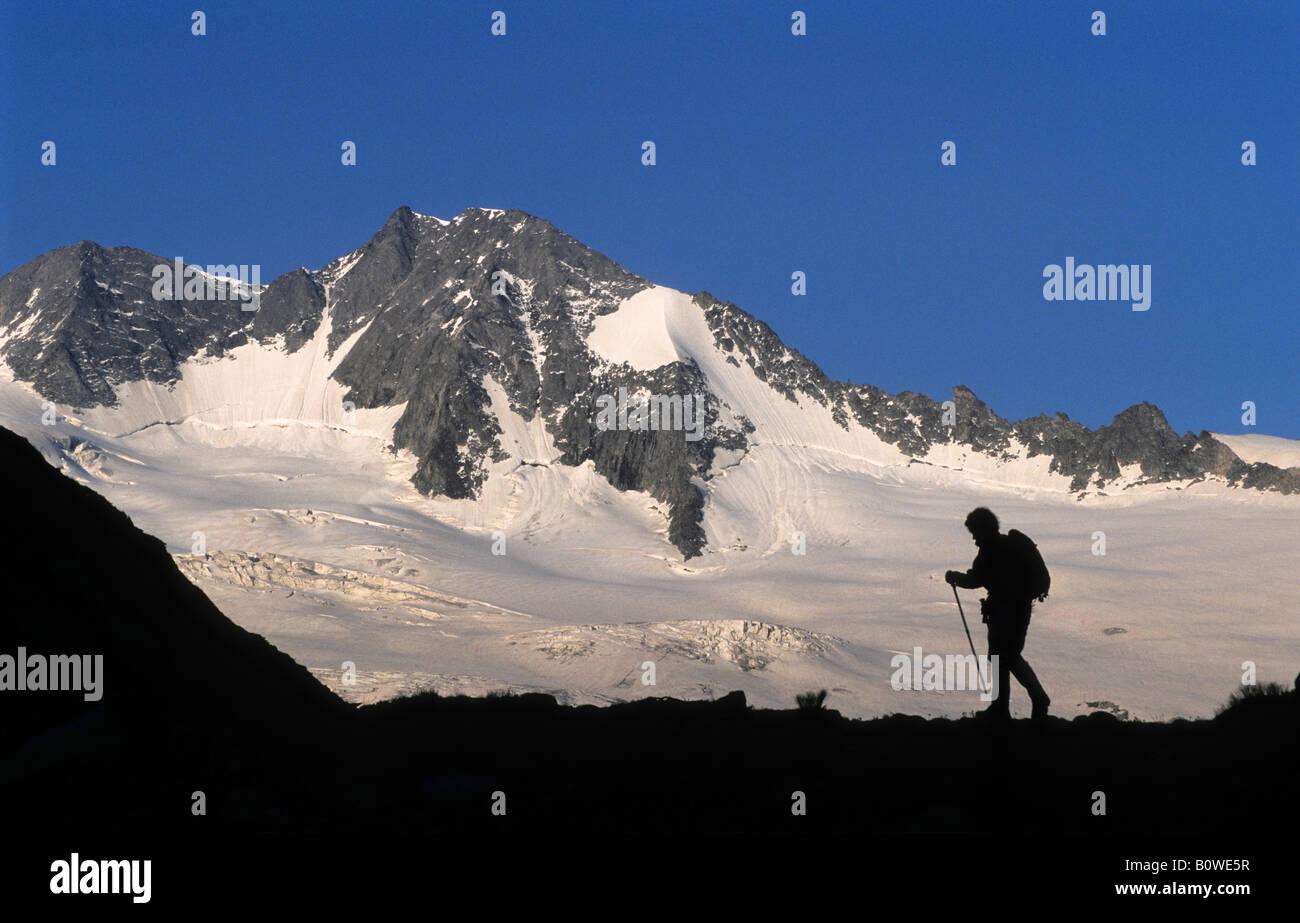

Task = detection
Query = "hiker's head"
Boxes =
[964,507,999,544]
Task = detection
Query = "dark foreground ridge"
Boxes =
[2,424,1296,836]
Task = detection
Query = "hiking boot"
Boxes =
[1031,695,1051,721]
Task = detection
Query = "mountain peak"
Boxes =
[382,204,416,228]
[1111,401,1171,429]
[1,212,1296,563]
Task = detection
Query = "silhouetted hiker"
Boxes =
[945,507,1051,722]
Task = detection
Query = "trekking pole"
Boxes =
[951,584,987,696]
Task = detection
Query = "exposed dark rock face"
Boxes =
[0,242,254,406]
[1,207,1294,559]
[251,267,325,352]
[329,207,648,502]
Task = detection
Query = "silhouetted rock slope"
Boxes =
[0,424,351,829]
[1,424,1295,833]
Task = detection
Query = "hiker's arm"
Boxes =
[945,568,982,589]
[945,551,988,589]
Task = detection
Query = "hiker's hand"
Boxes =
[945,570,959,585]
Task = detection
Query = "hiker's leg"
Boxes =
[1010,656,1049,708]
[987,602,1031,715]
[1014,606,1049,715]
[996,649,1012,711]
[987,625,1012,715]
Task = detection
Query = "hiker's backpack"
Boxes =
[1005,529,1051,603]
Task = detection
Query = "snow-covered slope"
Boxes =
[1211,433,1300,470]
[0,207,1296,721]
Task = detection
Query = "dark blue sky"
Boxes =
[3,1,1296,436]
